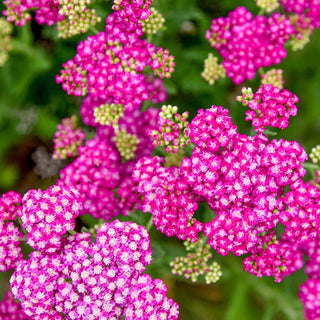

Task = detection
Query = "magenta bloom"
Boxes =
[0,191,23,272]
[10,220,179,320]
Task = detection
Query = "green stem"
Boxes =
[302,162,319,171]
[90,26,99,35]
[146,215,154,231]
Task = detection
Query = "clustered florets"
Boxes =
[9,220,179,320]
[205,6,294,84]
[131,84,320,286]
[56,2,175,112]
[0,191,23,272]
[53,115,86,160]
[20,185,82,253]
[237,84,299,133]
[151,105,191,153]
[2,0,100,37]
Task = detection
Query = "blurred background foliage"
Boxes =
[0,0,319,319]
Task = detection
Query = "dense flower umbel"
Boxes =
[176,95,313,276]
[57,0,101,38]
[10,221,179,320]
[133,156,203,242]
[201,53,226,85]
[299,235,320,319]
[3,0,63,26]
[280,0,320,28]
[0,18,13,67]
[141,7,165,35]
[58,138,121,220]
[289,14,314,51]
[53,115,86,160]
[0,291,31,320]
[243,231,304,282]
[261,69,284,89]
[152,105,191,153]
[20,185,82,253]
[242,84,299,133]
[0,191,23,272]
[2,0,100,36]
[255,0,280,13]
[56,4,174,110]
[205,6,294,84]
[170,238,222,284]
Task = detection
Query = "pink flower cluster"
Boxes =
[243,231,304,282]
[133,156,203,242]
[280,0,320,28]
[205,6,294,84]
[10,220,179,320]
[0,191,23,272]
[58,138,121,220]
[53,115,86,159]
[299,235,320,319]
[20,185,82,253]
[183,103,312,281]
[56,3,174,111]
[0,291,30,320]
[3,0,63,26]
[130,84,318,283]
[244,84,299,132]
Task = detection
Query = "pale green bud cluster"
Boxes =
[0,18,13,67]
[255,0,279,13]
[170,238,222,284]
[164,150,185,168]
[310,145,320,165]
[236,87,254,106]
[94,103,124,127]
[142,7,165,35]
[201,53,226,85]
[57,0,101,39]
[289,15,313,51]
[152,105,191,153]
[261,69,284,89]
[114,129,139,161]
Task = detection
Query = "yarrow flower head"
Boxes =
[10,220,180,320]
[0,291,31,319]
[289,14,314,51]
[152,105,191,153]
[133,156,203,242]
[243,231,304,282]
[170,238,222,284]
[3,0,63,26]
[58,137,121,220]
[261,69,285,89]
[0,191,23,272]
[53,115,86,160]
[186,105,237,152]
[201,53,226,85]
[280,0,320,28]
[94,103,125,127]
[242,84,299,133]
[19,185,82,253]
[255,0,280,13]
[205,6,294,84]
[114,128,139,161]
[141,7,165,35]
[57,5,175,112]
[310,145,320,164]
[57,0,101,38]
[0,18,13,67]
